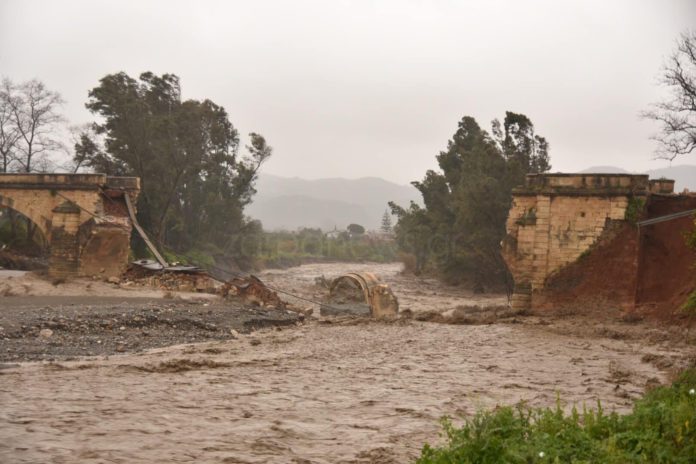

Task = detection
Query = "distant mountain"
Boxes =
[582,165,696,192]
[247,174,421,231]
[646,166,696,192]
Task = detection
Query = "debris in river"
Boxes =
[218,275,287,309]
[325,272,399,318]
[122,260,220,293]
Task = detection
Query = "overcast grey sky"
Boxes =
[1,0,695,184]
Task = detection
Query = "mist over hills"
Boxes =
[581,165,696,192]
[250,166,696,231]
[247,174,421,231]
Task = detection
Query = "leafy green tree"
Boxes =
[492,111,550,176]
[388,201,432,274]
[390,112,550,288]
[77,71,270,262]
[347,223,365,236]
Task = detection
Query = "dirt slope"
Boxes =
[539,195,696,319]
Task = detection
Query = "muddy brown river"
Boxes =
[0,263,692,463]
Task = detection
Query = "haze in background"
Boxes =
[252,165,696,231]
[1,0,695,184]
[247,174,421,231]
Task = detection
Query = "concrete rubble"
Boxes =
[121,261,220,293]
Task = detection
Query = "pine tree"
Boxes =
[381,210,392,233]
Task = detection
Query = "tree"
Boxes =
[0,80,21,172]
[70,123,114,174]
[644,30,696,159]
[347,223,365,236]
[492,112,550,175]
[389,112,551,288]
[79,71,271,261]
[388,201,431,274]
[0,78,65,244]
[380,209,392,233]
[2,78,65,173]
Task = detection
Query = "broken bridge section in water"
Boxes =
[0,173,140,279]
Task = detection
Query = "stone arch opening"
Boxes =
[0,194,51,240]
[0,205,50,257]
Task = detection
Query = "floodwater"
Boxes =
[259,262,508,314]
[0,269,27,278]
[0,262,688,463]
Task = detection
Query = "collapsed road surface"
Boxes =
[1,262,696,463]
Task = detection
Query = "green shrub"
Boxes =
[417,369,696,464]
[257,230,397,266]
[624,197,646,224]
[516,207,537,226]
[682,290,696,316]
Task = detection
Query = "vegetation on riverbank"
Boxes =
[154,227,397,273]
[417,368,696,464]
[255,229,396,268]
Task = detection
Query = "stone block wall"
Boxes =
[48,201,82,279]
[502,173,658,310]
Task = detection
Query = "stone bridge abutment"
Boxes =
[0,173,140,279]
[502,173,681,312]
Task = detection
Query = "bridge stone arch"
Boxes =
[0,191,53,239]
[0,173,140,278]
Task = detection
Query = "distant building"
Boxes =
[325,227,342,239]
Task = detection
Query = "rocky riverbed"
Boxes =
[0,296,303,363]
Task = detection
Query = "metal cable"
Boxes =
[53,190,134,234]
[637,208,696,227]
[261,282,336,308]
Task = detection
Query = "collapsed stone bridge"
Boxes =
[0,173,140,279]
[502,173,696,314]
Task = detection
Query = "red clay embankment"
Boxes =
[537,194,696,320]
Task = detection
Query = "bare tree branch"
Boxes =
[5,78,65,172]
[0,79,22,172]
[643,30,696,160]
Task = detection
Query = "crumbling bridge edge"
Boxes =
[501,173,681,312]
[0,173,140,279]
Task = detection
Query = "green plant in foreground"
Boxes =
[417,369,696,464]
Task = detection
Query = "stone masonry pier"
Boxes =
[0,173,140,279]
[502,173,675,310]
